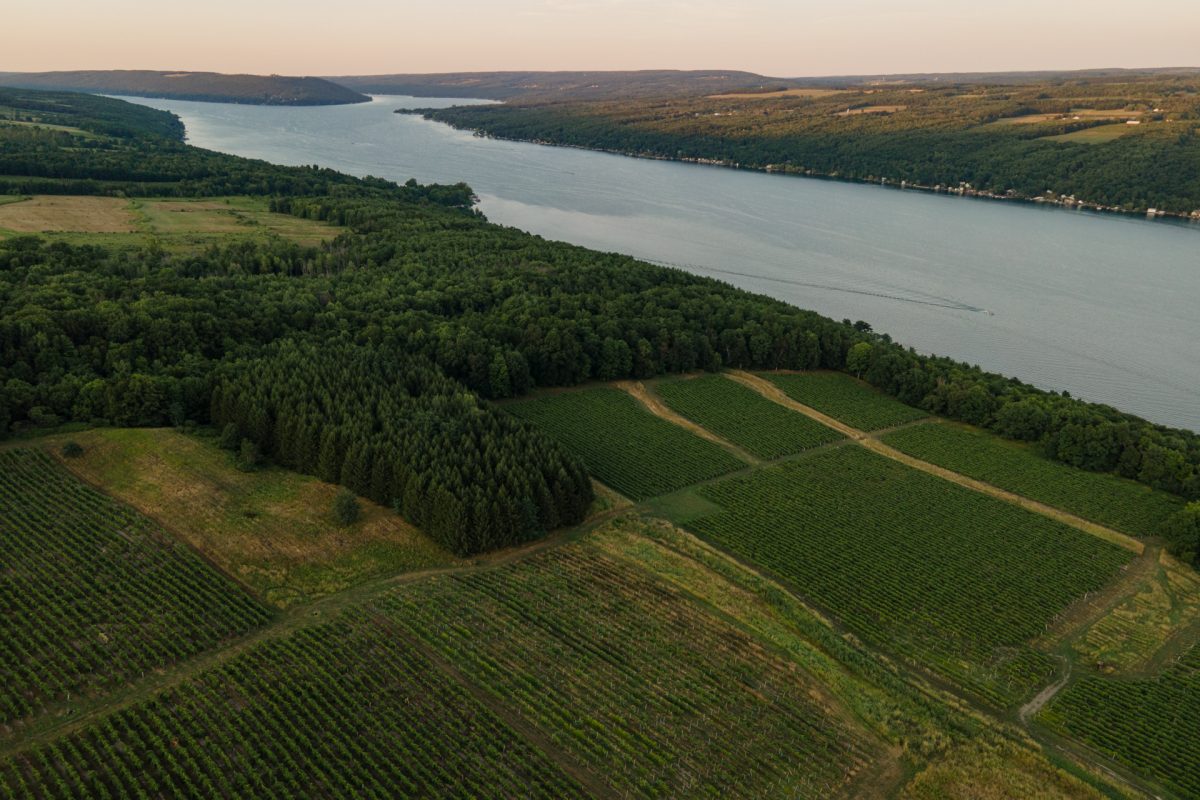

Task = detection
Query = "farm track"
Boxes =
[725,370,1144,554]
[615,379,760,464]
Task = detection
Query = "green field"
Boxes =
[686,446,1133,705]
[882,422,1183,536]
[49,428,454,608]
[506,388,746,499]
[1039,642,1200,799]
[1044,123,1136,144]
[0,614,587,798]
[0,449,272,726]
[376,545,877,798]
[763,372,929,430]
[654,374,842,458]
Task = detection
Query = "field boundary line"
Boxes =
[0,524,590,759]
[726,370,1144,555]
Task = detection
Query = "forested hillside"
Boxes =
[2,88,1199,557]
[0,70,369,105]
[422,74,1200,215]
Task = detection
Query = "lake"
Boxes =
[124,95,1200,432]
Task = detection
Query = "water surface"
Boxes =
[124,96,1200,431]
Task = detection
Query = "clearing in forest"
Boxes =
[882,422,1182,537]
[685,446,1133,706]
[761,371,928,431]
[652,374,842,459]
[0,195,138,233]
[506,387,746,500]
[48,429,455,608]
[0,448,272,728]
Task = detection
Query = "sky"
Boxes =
[6,0,1199,77]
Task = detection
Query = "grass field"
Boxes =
[653,374,842,458]
[506,387,746,499]
[686,446,1133,705]
[376,543,880,798]
[49,429,454,608]
[900,740,1105,800]
[1071,550,1200,675]
[0,195,343,247]
[882,422,1183,536]
[762,372,929,431]
[1044,123,1136,144]
[0,196,138,233]
[0,614,589,799]
[0,449,272,727]
[1039,641,1200,799]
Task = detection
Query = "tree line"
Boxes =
[2,89,1199,554]
[210,341,592,554]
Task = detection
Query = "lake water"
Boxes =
[124,96,1200,432]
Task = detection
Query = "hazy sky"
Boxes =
[7,0,1199,77]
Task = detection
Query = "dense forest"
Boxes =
[0,70,369,106]
[423,75,1200,214]
[3,89,1200,557]
[212,342,592,554]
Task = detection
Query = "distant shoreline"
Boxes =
[403,108,1200,225]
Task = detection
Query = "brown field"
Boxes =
[45,428,456,608]
[0,195,138,232]
[835,104,907,116]
[990,108,1144,126]
[708,87,846,100]
[0,195,344,246]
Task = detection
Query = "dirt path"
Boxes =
[1038,545,1161,650]
[1019,654,1071,723]
[727,370,1144,555]
[615,379,760,464]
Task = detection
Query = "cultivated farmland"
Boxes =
[687,446,1133,705]
[762,372,929,430]
[654,374,842,458]
[377,545,879,798]
[0,449,272,727]
[882,422,1183,536]
[506,387,745,499]
[1039,642,1200,799]
[0,615,588,798]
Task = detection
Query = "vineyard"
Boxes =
[1038,642,1200,799]
[687,446,1133,705]
[0,449,272,728]
[763,372,929,431]
[653,374,843,458]
[506,388,746,499]
[0,615,588,798]
[375,545,878,798]
[883,423,1183,536]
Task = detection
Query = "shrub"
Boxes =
[334,489,360,526]
[218,422,240,451]
[60,441,84,458]
[236,439,261,472]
